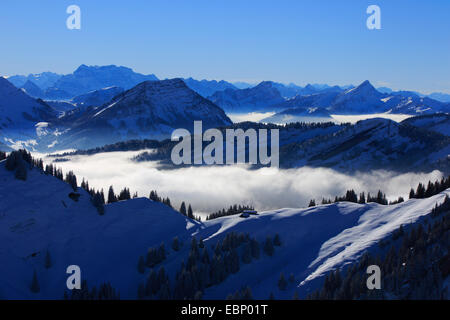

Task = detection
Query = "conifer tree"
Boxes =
[45,250,52,269]
[263,237,274,256]
[138,256,146,274]
[107,186,117,203]
[188,204,194,219]
[278,272,287,291]
[273,234,281,246]
[180,202,187,216]
[30,270,40,293]
[172,237,180,251]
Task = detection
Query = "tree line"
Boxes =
[206,204,255,220]
[309,175,450,208]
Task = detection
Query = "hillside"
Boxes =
[0,153,449,299]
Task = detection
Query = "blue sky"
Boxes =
[0,0,449,93]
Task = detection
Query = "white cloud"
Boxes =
[35,151,444,218]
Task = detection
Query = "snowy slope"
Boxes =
[0,77,56,129]
[71,86,124,107]
[402,113,450,136]
[0,157,448,299]
[197,191,450,298]
[20,81,45,99]
[0,160,195,299]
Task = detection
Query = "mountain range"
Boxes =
[126,116,450,174]
[1,65,449,152]
[264,80,450,121]
[8,65,158,100]
[36,78,232,150]
[208,81,286,112]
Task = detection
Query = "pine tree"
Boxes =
[172,237,180,251]
[180,202,187,216]
[107,186,117,203]
[15,160,27,181]
[30,270,40,293]
[263,237,274,256]
[158,243,166,261]
[278,272,287,291]
[242,242,252,264]
[137,256,146,274]
[45,250,52,269]
[250,238,260,259]
[359,192,366,204]
[308,199,316,207]
[273,234,281,246]
[137,282,145,299]
[289,273,295,284]
[187,204,194,219]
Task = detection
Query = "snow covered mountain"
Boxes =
[45,65,158,99]
[402,113,450,136]
[279,117,450,173]
[183,78,237,98]
[262,107,332,124]
[0,77,56,133]
[20,81,45,99]
[270,80,449,116]
[269,91,341,113]
[37,78,232,150]
[208,81,285,112]
[428,92,450,103]
[131,117,450,174]
[7,72,62,91]
[71,86,124,108]
[0,155,448,299]
[331,80,386,114]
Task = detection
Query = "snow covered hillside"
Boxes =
[0,155,448,299]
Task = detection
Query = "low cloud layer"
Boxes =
[37,151,444,218]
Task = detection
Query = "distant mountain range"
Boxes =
[262,80,450,121]
[208,81,286,112]
[8,65,158,100]
[182,78,237,98]
[1,64,449,152]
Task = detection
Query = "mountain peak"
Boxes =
[357,80,375,90]
[256,81,275,88]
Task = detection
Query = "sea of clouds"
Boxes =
[37,150,443,218]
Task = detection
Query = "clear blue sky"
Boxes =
[0,0,449,93]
